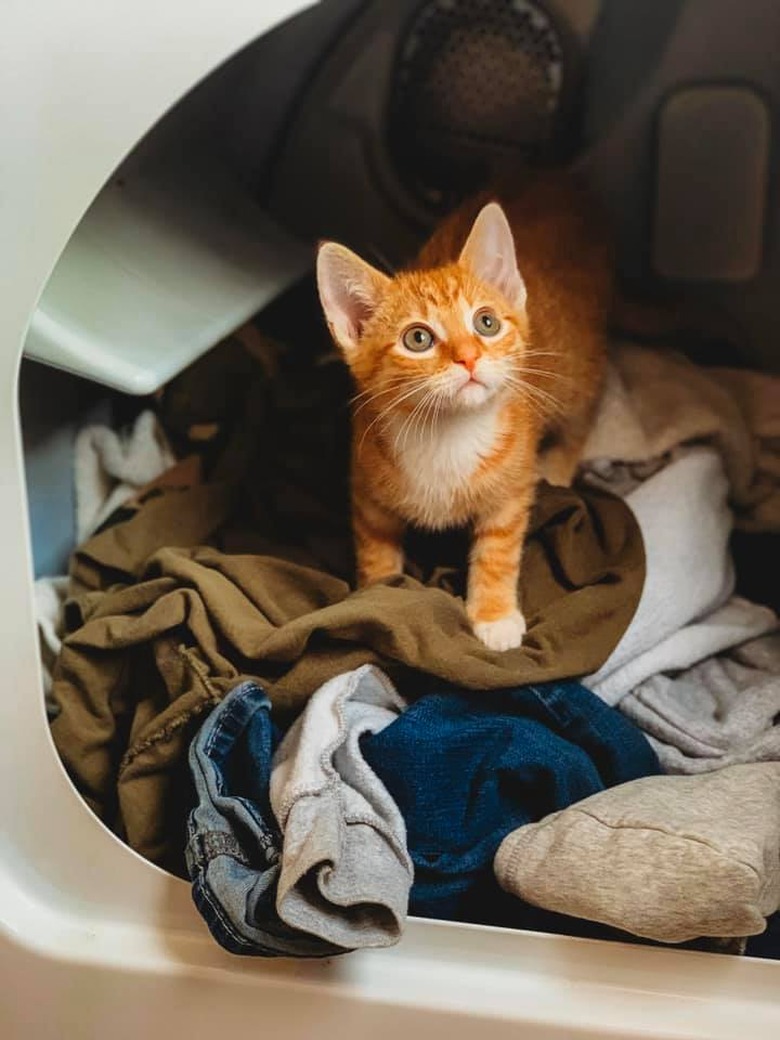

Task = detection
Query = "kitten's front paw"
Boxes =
[473,611,527,651]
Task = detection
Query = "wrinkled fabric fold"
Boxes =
[51,480,644,873]
[586,449,777,705]
[270,665,412,949]
[583,341,780,532]
[495,764,780,943]
[361,681,660,922]
[186,679,341,957]
[620,631,780,773]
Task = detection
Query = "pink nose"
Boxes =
[455,355,477,374]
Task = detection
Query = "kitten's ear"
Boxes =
[316,242,391,353]
[459,202,527,311]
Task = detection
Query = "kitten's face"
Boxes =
[317,202,530,420]
[347,265,528,415]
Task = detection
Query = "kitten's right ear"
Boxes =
[459,202,527,311]
[316,242,390,354]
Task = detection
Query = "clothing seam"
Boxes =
[500,828,532,881]
[274,666,403,823]
[193,877,260,952]
[574,806,765,886]
[281,787,412,869]
[202,680,267,759]
[119,645,221,773]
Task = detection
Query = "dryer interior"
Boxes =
[19,0,780,963]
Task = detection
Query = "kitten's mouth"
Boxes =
[453,376,494,409]
[460,374,485,390]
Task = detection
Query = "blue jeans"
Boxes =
[361,681,661,922]
[185,680,343,957]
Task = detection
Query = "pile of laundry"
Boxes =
[41,311,780,958]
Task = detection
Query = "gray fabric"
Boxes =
[494,763,780,944]
[621,631,780,774]
[269,665,413,949]
[585,448,777,705]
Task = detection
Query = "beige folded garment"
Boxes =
[583,342,780,532]
[495,763,780,943]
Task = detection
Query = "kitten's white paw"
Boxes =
[473,611,527,652]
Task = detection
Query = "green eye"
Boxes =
[402,324,435,352]
[473,308,501,336]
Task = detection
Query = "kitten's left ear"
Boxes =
[459,202,527,311]
[316,241,391,354]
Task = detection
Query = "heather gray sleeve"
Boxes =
[495,763,780,944]
[270,665,412,949]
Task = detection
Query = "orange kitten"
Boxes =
[317,173,611,651]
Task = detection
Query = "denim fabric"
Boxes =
[361,681,661,922]
[186,680,344,957]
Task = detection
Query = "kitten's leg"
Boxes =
[467,485,534,651]
[353,494,405,586]
[538,413,592,488]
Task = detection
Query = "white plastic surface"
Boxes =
[2,2,780,1038]
[24,161,310,394]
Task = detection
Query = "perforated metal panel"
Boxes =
[388,0,573,206]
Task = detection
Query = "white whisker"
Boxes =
[513,365,573,385]
[358,380,431,451]
[395,387,435,454]
[504,377,562,418]
[351,375,428,417]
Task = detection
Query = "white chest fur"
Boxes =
[390,402,501,528]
